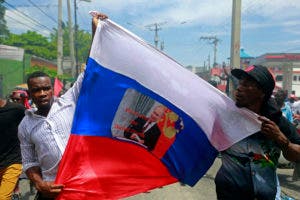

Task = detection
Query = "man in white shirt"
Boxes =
[18,13,107,200]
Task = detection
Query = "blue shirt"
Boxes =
[281,102,293,123]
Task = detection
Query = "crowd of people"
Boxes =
[0,12,299,200]
[0,12,107,200]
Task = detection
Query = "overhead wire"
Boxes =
[206,0,268,63]
[77,10,87,31]
[212,0,264,38]
[26,0,58,24]
[5,14,46,35]
[76,3,94,34]
[3,1,53,32]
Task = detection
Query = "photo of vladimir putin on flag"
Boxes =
[124,105,167,150]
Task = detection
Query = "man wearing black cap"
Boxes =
[215,65,300,200]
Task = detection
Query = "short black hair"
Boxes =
[27,71,50,86]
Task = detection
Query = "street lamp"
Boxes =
[74,0,91,78]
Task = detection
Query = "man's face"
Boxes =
[28,76,53,110]
[235,76,265,108]
[149,106,165,122]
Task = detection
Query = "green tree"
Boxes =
[3,20,92,69]
[76,29,92,64]
[4,31,56,59]
[0,0,9,42]
[26,65,73,81]
[50,22,92,65]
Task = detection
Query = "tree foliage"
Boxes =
[50,22,92,64]
[0,0,9,42]
[26,65,73,81]
[76,29,92,64]
[2,19,92,72]
[4,31,57,59]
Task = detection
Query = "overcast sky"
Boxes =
[4,0,300,67]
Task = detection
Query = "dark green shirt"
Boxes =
[215,99,300,200]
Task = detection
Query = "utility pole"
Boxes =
[228,0,241,98]
[74,0,79,78]
[200,36,220,66]
[57,0,63,75]
[67,0,75,77]
[207,54,211,70]
[230,0,241,69]
[282,62,293,94]
[160,41,164,51]
[145,22,167,49]
[73,0,91,77]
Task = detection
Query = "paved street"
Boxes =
[277,167,300,199]
[126,159,300,200]
[125,159,219,200]
[18,158,299,200]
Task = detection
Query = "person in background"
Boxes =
[18,12,108,200]
[289,94,299,114]
[10,89,35,197]
[0,97,25,200]
[215,65,300,200]
[219,62,238,97]
[10,90,31,109]
[274,89,294,123]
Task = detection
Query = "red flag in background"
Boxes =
[54,77,63,97]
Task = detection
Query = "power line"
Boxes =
[27,0,58,24]
[11,4,57,8]
[5,14,46,35]
[198,0,266,64]
[77,9,87,30]
[3,1,53,32]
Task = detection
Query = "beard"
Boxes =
[235,101,244,108]
[36,97,53,112]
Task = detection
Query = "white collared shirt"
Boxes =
[18,73,83,181]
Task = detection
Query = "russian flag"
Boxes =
[55,19,261,199]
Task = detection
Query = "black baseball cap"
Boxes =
[231,65,275,99]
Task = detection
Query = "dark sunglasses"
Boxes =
[11,98,22,102]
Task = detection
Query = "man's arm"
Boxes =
[91,11,108,39]
[87,11,108,57]
[61,12,108,103]
[26,167,64,198]
[259,116,300,162]
[18,122,64,197]
[60,72,84,103]
[282,143,300,161]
